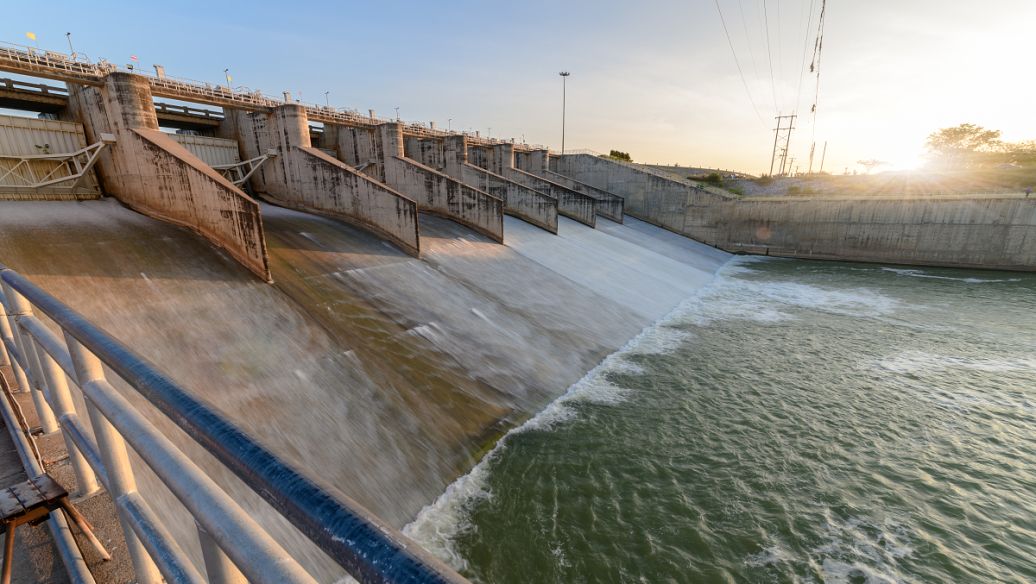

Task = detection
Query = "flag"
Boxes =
[25,32,36,41]
[226,74,232,82]
[130,55,138,61]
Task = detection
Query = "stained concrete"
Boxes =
[516,148,625,222]
[555,153,1036,271]
[471,144,597,227]
[229,105,422,256]
[404,134,558,234]
[66,73,270,281]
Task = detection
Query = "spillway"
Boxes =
[0,199,728,581]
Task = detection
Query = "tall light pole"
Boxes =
[559,71,571,155]
[448,118,453,131]
[324,91,330,108]
[224,68,232,88]
[65,32,75,58]
[394,107,400,121]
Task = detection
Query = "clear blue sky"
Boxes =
[3,0,1033,174]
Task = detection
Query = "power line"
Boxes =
[762,0,778,114]
[809,0,827,147]
[794,0,818,115]
[713,0,768,127]
[736,0,760,82]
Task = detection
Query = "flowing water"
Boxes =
[0,200,727,581]
[408,258,1036,583]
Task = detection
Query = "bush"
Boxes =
[702,172,723,185]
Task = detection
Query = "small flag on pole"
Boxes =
[25,32,36,41]
[130,55,139,61]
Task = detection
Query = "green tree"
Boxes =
[607,150,632,162]
[926,123,1002,168]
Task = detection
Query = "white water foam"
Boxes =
[881,267,1022,284]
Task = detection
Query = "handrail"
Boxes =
[0,264,467,584]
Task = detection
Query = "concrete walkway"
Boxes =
[0,366,135,583]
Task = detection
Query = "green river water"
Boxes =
[407,257,1036,583]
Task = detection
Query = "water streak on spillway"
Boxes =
[0,199,728,581]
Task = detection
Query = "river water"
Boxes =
[407,258,1036,583]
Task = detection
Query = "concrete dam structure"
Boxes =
[0,38,1032,584]
[552,154,1036,271]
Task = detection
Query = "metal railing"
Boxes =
[0,264,467,584]
[153,102,224,121]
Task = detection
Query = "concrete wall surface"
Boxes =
[471,143,596,228]
[0,113,102,199]
[507,167,597,228]
[233,106,421,256]
[379,123,504,243]
[171,133,241,167]
[542,169,624,223]
[67,73,271,280]
[460,162,558,234]
[556,153,1036,270]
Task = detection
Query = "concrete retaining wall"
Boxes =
[379,123,504,243]
[232,106,420,256]
[542,170,624,223]
[171,134,241,167]
[507,168,596,228]
[555,153,1036,271]
[461,163,557,234]
[472,143,596,227]
[67,73,270,280]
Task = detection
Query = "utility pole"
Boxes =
[559,71,570,155]
[807,142,816,174]
[768,114,797,177]
[819,141,828,174]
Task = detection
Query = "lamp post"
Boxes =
[324,91,330,108]
[448,118,453,131]
[559,71,570,155]
[65,32,75,58]
[223,68,232,88]
[394,107,400,121]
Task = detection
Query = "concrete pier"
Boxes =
[517,149,625,223]
[228,105,421,256]
[473,143,596,228]
[380,123,504,243]
[325,122,505,243]
[66,72,271,281]
[404,135,558,233]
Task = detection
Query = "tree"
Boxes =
[926,123,1002,168]
[607,150,632,162]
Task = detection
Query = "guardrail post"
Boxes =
[197,521,247,584]
[65,334,163,584]
[0,287,35,396]
[32,336,101,497]
[1,282,59,433]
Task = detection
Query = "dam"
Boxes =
[0,35,1033,584]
